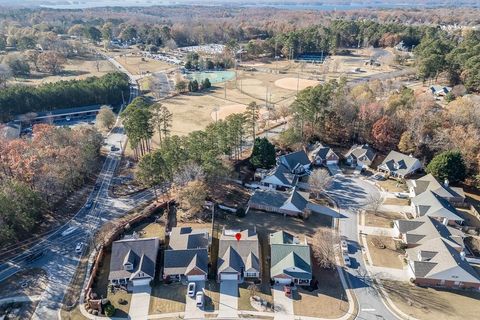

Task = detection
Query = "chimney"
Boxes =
[460,251,466,261]
[442,218,449,226]
[409,153,413,157]
[444,179,449,187]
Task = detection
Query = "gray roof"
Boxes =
[16,104,104,120]
[310,143,338,161]
[406,238,480,283]
[279,150,311,172]
[168,227,209,250]
[379,151,420,176]
[395,215,464,247]
[109,237,159,281]
[261,165,298,187]
[163,248,208,276]
[344,144,376,162]
[248,187,310,213]
[411,191,463,222]
[217,229,260,275]
[406,174,465,200]
[270,231,312,280]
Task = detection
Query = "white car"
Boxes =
[343,255,351,267]
[75,242,84,254]
[340,240,348,253]
[394,192,409,199]
[187,282,196,297]
[196,291,204,308]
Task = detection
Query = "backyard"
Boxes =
[366,235,404,269]
[364,211,403,228]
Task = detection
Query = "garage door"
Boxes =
[132,278,151,286]
[187,275,206,281]
[274,277,292,285]
[220,273,238,281]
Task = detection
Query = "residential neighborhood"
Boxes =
[1,1,480,320]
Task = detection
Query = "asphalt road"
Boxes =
[0,64,160,319]
[326,174,399,320]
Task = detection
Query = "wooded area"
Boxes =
[0,124,103,245]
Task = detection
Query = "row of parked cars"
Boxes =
[187,282,205,308]
[341,239,351,267]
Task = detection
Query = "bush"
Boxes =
[426,150,467,183]
[104,304,115,317]
[118,298,127,305]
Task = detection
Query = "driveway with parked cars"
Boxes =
[184,281,205,319]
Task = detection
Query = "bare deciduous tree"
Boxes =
[311,227,340,269]
[309,169,333,199]
[365,193,383,215]
[173,162,205,187]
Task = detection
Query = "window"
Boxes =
[245,272,257,278]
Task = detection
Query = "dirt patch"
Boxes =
[274,77,319,91]
[149,283,186,314]
[383,280,480,320]
[383,198,409,206]
[114,55,172,76]
[365,211,403,228]
[293,268,348,318]
[0,268,48,299]
[376,179,408,192]
[366,235,404,269]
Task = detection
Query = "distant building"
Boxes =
[309,142,339,166]
[15,105,110,125]
[108,237,159,287]
[430,85,451,97]
[259,150,311,189]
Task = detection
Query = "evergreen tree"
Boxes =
[426,151,467,183]
[250,137,276,169]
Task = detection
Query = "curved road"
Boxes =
[326,174,399,320]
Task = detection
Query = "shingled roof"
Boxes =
[406,174,465,200]
[109,237,159,281]
[411,190,463,222]
[270,231,312,280]
[217,229,260,275]
[379,151,420,176]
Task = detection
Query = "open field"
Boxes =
[366,235,404,269]
[6,54,116,86]
[383,280,480,320]
[113,54,173,76]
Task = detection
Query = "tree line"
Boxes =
[284,78,480,186]
[0,72,129,122]
[0,124,103,246]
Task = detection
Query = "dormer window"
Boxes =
[393,162,400,170]
[124,262,133,271]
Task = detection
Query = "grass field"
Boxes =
[7,54,116,86]
[114,55,173,76]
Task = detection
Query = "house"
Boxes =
[406,174,465,204]
[247,187,326,217]
[393,215,464,249]
[309,142,339,166]
[259,165,298,190]
[277,150,311,175]
[405,237,480,289]
[270,231,312,286]
[430,85,451,97]
[217,228,260,282]
[163,227,210,282]
[378,151,422,178]
[411,190,464,225]
[344,144,376,169]
[108,237,159,287]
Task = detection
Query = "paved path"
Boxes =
[358,225,393,237]
[272,285,294,320]
[218,280,238,318]
[0,295,41,305]
[129,285,152,320]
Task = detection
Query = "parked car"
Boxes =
[343,254,351,267]
[195,291,204,308]
[394,192,409,199]
[340,240,348,253]
[75,242,84,254]
[283,285,292,297]
[85,201,93,209]
[187,282,196,297]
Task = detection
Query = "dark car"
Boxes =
[25,251,44,264]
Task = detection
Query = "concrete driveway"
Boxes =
[218,280,238,318]
[272,285,294,320]
[327,164,343,176]
[184,281,205,319]
[129,285,152,320]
